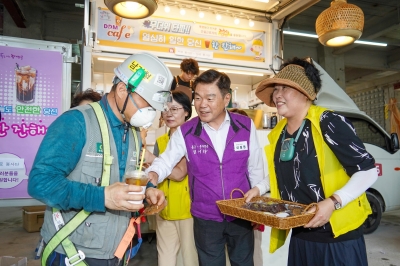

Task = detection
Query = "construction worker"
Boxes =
[28,52,173,266]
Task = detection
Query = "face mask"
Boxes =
[128,94,157,128]
[130,107,156,128]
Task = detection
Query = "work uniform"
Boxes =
[266,105,374,265]
[29,96,141,263]
[155,133,198,266]
[148,112,266,266]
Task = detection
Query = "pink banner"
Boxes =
[0,46,63,199]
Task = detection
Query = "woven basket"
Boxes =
[316,0,364,36]
[216,189,317,230]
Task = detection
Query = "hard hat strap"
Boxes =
[129,93,141,110]
[115,93,131,143]
[120,93,130,120]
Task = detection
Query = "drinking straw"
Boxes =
[138,148,146,172]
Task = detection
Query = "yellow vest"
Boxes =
[157,133,192,220]
[266,105,372,253]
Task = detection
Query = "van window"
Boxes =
[347,117,387,150]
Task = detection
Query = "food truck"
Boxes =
[1,0,399,264]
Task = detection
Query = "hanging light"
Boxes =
[234,17,240,25]
[316,0,364,47]
[104,0,158,19]
[180,7,186,15]
[198,11,205,18]
[216,13,222,21]
[164,4,170,13]
[249,19,254,27]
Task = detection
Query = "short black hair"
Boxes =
[180,58,200,75]
[193,69,231,97]
[71,89,102,108]
[280,57,322,94]
[229,108,248,117]
[172,91,192,121]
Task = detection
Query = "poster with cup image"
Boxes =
[0,44,64,199]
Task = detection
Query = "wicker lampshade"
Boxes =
[316,0,364,47]
[104,0,158,19]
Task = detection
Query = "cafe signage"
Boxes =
[95,8,269,66]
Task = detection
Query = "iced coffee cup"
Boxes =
[15,65,36,103]
[124,169,149,204]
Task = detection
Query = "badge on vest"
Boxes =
[96,143,103,153]
[234,141,248,151]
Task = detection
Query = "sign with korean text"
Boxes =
[0,46,63,198]
[95,9,268,66]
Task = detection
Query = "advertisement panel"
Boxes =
[0,45,64,199]
[95,8,270,68]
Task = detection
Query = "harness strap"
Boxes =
[90,102,113,187]
[42,210,90,266]
[114,217,141,259]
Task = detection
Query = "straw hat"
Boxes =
[255,64,316,107]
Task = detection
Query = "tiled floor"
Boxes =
[1,206,400,266]
[0,207,158,266]
[129,233,158,266]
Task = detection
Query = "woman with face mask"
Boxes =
[152,91,198,266]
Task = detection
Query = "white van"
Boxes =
[314,61,400,234]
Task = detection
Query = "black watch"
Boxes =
[329,195,342,210]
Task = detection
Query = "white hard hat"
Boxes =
[114,52,173,111]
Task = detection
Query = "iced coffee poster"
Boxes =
[0,46,63,199]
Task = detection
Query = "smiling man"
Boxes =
[147,69,269,266]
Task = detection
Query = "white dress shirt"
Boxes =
[147,111,269,195]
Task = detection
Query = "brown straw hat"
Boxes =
[255,64,316,107]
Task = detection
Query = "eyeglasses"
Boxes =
[162,107,184,115]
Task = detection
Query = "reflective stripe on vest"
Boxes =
[41,102,139,266]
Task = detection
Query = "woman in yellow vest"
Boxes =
[154,91,198,266]
[255,57,378,266]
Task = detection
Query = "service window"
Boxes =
[347,117,387,150]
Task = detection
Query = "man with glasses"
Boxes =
[28,52,173,266]
[148,69,268,266]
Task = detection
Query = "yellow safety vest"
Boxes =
[266,105,372,253]
[157,133,192,220]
